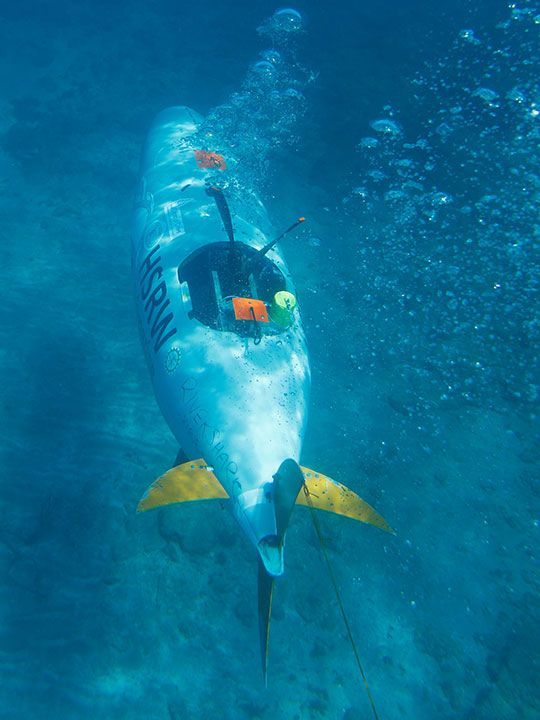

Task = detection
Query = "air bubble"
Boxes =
[358,136,379,149]
[198,8,310,187]
[352,186,369,198]
[436,122,453,138]
[459,28,481,44]
[273,8,303,33]
[506,87,526,103]
[370,118,403,136]
[258,8,303,41]
[430,191,453,206]
[251,60,276,80]
[473,87,499,105]
[260,49,282,65]
[385,189,407,201]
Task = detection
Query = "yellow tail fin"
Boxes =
[137,459,228,512]
[298,466,395,534]
[137,460,394,534]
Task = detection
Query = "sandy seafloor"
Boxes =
[0,0,538,719]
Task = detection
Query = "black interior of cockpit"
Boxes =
[178,241,287,333]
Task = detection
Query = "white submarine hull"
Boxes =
[132,106,310,576]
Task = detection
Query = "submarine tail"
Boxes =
[256,458,306,677]
[258,458,306,576]
[274,458,306,543]
[137,458,393,533]
[137,457,393,682]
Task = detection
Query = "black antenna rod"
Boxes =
[206,186,235,247]
[259,217,305,255]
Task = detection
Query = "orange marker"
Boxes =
[194,149,227,170]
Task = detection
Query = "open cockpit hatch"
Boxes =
[178,241,291,336]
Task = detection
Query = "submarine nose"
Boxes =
[258,535,284,577]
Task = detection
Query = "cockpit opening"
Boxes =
[178,242,292,336]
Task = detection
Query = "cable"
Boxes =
[302,484,381,720]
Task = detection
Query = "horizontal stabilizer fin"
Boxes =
[298,466,395,534]
[137,459,229,512]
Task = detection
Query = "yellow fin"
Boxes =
[137,459,229,512]
[297,466,395,534]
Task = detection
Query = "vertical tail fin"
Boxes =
[273,458,305,545]
[258,558,274,685]
[257,458,305,681]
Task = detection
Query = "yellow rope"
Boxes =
[303,484,380,720]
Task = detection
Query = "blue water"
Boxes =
[1,1,538,718]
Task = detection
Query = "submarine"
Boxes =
[132,106,392,678]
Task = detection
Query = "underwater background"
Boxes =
[0,0,538,718]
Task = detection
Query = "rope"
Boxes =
[302,484,380,720]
